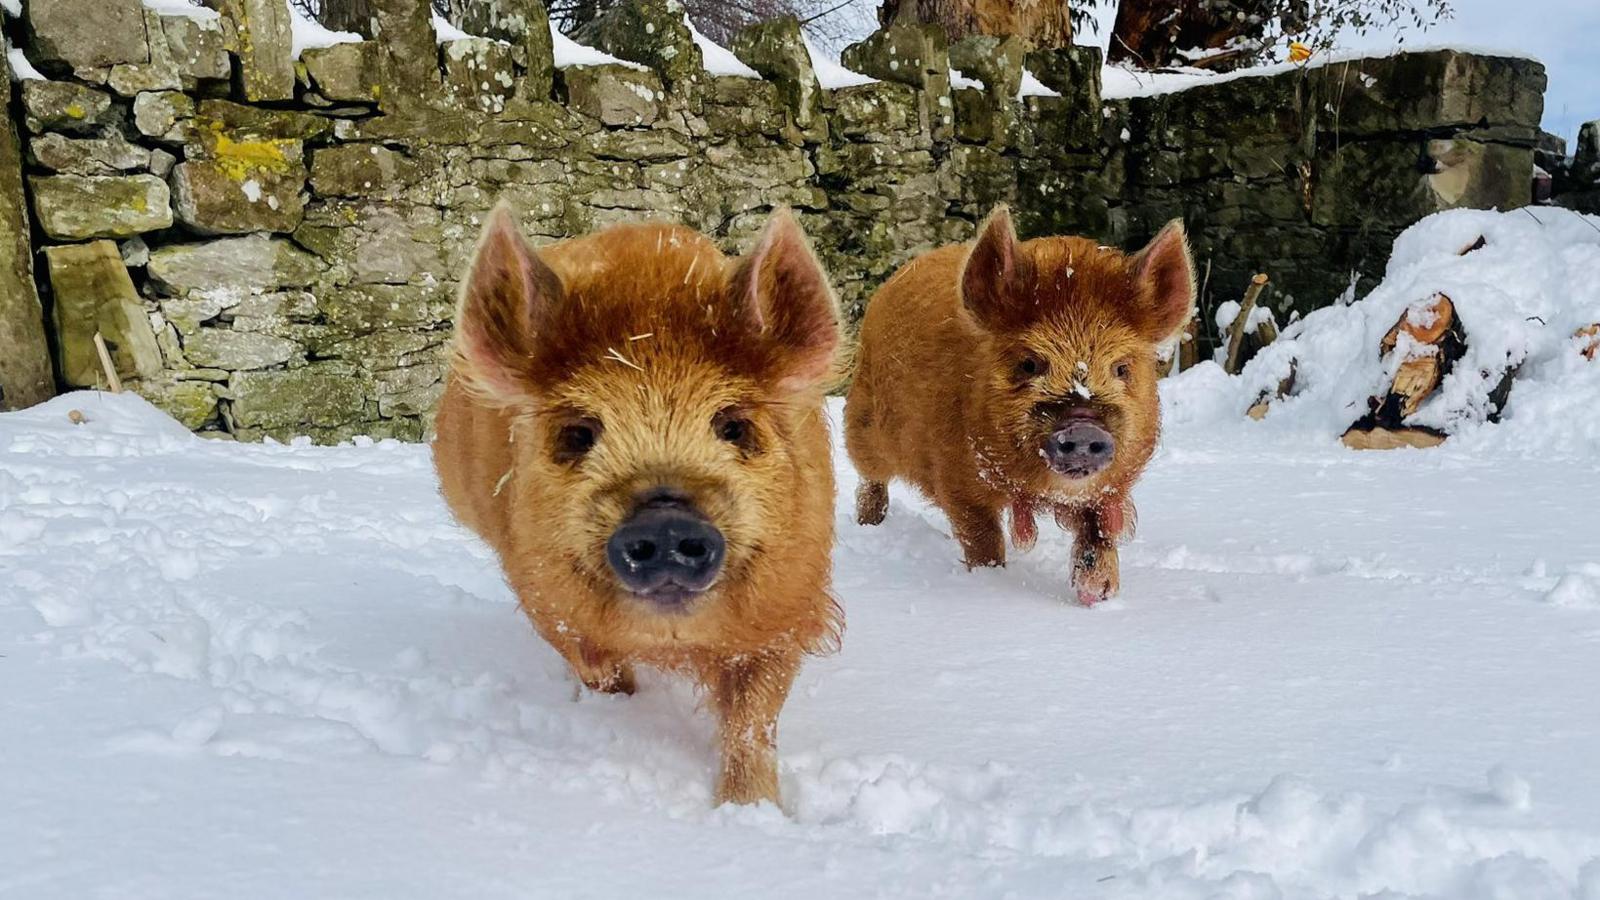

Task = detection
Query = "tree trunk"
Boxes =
[879,0,1072,49]
[1108,0,1286,71]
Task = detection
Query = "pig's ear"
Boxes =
[452,203,563,404]
[1131,219,1196,341]
[731,208,840,393]
[960,205,1031,331]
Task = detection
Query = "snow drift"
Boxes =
[1166,208,1600,456]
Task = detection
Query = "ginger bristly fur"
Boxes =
[844,205,1195,606]
[433,203,842,806]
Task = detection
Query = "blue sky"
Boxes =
[824,0,1598,145]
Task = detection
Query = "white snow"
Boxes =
[1188,207,1600,454]
[685,17,758,79]
[1102,44,1542,100]
[1017,69,1060,98]
[7,44,44,81]
[141,0,220,21]
[431,12,471,44]
[287,4,361,60]
[1,0,20,16]
[4,351,1600,896]
[804,35,876,89]
[1213,299,1276,336]
[550,21,646,71]
[949,67,982,91]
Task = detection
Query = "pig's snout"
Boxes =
[1043,418,1115,479]
[605,494,726,604]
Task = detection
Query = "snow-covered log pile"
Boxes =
[1168,208,1600,453]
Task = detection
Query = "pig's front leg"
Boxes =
[706,650,799,806]
[950,500,1006,569]
[1057,497,1127,606]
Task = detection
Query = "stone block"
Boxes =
[147,234,326,296]
[160,11,231,87]
[310,144,427,198]
[302,42,383,104]
[181,329,303,370]
[107,11,185,97]
[1,51,54,409]
[1023,45,1101,110]
[441,37,517,115]
[572,0,702,88]
[950,35,1025,105]
[133,91,196,142]
[29,132,151,176]
[230,364,372,429]
[43,241,164,386]
[23,0,150,76]
[171,156,307,234]
[20,81,114,134]
[211,0,296,101]
[841,22,950,141]
[31,174,173,239]
[562,64,662,127]
[371,0,443,110]
[729,16,824,138]
[132,376,219,429]
[451,0,556,100]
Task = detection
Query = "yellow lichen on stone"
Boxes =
[208,129,297,180]
[66,104,86,119]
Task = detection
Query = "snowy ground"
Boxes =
[3,382,1599,898]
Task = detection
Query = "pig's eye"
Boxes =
[713,407,758,452]
[554,418,601,462]
[1113,360,1133,382]
[1016,353,1049,380]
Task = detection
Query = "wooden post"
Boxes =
[93,332,124,394]
[1223,273,1270,375]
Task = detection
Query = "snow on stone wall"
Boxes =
[0,0,1550,440]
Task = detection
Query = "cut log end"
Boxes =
[1245,359,1298,420]
[1340,425,1448,451]
[1366,293,1467,424]
[1380,293,1458,356]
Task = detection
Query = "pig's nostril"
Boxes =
[605,506,727,599]
[1044,420,1115,478]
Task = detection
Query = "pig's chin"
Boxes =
[1036,447,1114,493]
[612,576,722,614]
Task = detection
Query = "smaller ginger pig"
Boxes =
[432,203,843,806]
[844,206,1195,606]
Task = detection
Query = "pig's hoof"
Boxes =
[714,775,780,807]
[1075,587,1110,607]
[856,481,889,526]
[583,663,636,695]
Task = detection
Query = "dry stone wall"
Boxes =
[0,0,1548,439]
